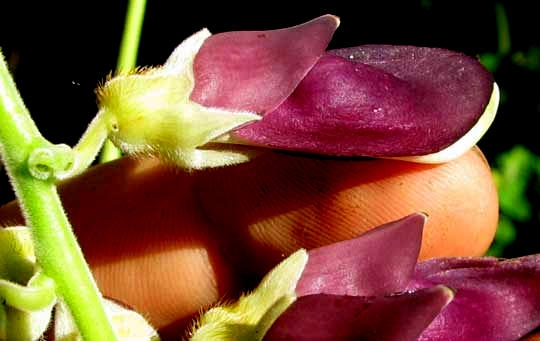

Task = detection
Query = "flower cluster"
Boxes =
[0,14,507,340]
[191,214,540,340]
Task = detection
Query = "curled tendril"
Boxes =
[0,271,56,311]
[27,143,74,181]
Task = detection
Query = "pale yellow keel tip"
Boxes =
[389,82,500,164]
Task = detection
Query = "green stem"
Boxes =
[59,112,108,179]
[116,0,147,74]
[495,2,511,56]
[99,139,122,163]
[0,52,117,340]
[99,0,147,163]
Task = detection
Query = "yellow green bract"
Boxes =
[0,226,160,340]
[97,29,261,169]
[0,227,55,341]
[189,249,308,341]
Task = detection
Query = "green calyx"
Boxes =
[189,250,308,341]
[96,29,261,170]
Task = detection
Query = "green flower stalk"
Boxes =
[0,225,159,340]
[0,0,148,338]
[0,51,118,340]
[99,0,147,163]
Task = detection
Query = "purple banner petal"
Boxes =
[233,46,493,157]
[296,213,425,297]
[264,286,453,341]
[414,256,501,281]
[410,255,540,340]
[191,15,339,114]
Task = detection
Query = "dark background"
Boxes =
[1,1,539,256]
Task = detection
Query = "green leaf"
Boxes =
[512,46,540,71]
[493,145,536,222]
[479,53,501,73]
[486,215,517,257]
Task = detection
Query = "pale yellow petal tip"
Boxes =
[439,284,456,307]
[330,14,341,28]
[388,82,500,164]
[108,300,160,341]
[162,28,212,74]
[253,249,308,300]
[54,299,160,341]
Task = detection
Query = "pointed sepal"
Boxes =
[191,15,339,114]
[189,250,308,340]
[296,213,425,297]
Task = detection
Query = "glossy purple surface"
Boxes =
[233,46,493,156]
[296,213,424,296]
[411,255,540,340]
[191,15,338,114]
[264,286,453,341]
[265,214,540,340]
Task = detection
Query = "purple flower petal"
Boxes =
[191,15,339,114]
[232,46,494,158]
[263,285,454,341]
[296,213,425,297]
[413,256,501,280]
[409,255,540,340]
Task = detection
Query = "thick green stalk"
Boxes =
[100,0,147,163]
[116,0,147,74]
[0,52,117,340]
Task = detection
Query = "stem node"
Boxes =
[27,144,74,181]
